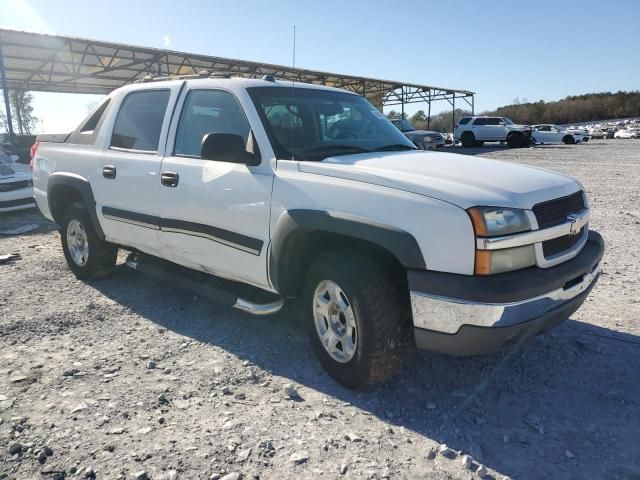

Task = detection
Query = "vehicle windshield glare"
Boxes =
[248,86,416,161]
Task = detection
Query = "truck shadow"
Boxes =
[91,266,640,480]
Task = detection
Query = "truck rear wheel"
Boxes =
[60,202,117,280]
[303,250,411,389]
[506,132,524,148]
[461,132,476,147]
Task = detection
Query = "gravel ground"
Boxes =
[1,139,639,480]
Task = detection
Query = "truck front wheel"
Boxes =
[60,202,117,280]
[303,251,411,389]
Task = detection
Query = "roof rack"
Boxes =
[135,70,233,83]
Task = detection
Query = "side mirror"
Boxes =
[200,133,260,166]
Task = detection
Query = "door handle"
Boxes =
[102,165,116,179]
[161,171,179,187]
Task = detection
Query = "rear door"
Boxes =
[471,117,487,139]
[483,117,507,140]
[157,84,274,288]
[92,88,174,255]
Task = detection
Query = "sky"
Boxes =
[1,0,639,132]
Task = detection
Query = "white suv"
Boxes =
[454,116,532,148]
[32,76,603,389]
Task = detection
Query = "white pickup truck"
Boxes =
[32,75,604,388]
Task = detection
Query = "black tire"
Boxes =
[563,135,576,145]
[506,132,524,148]
[461,131,476,147]
[303,250,411,389]
[60,202,117,280]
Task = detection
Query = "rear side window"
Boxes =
[459,117,471,125]
[473,118,487,126]
[110,90,170,152]
[81,99,111,133]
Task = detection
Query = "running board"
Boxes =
[125,253,284,316]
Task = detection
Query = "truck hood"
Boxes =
[0,162,32,183]
[297,150,580,209]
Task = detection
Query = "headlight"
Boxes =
[468,207,535,275]
[467,207,531,237]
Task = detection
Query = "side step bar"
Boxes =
[125,253,284,316]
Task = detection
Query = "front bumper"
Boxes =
[409,231,604,355]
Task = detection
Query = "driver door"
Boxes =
[157,86,274,289]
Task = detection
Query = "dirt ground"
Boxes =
[1,139,639,480]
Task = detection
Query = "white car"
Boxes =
[32,76,604,388]
[454,116,533,148]
[0,150,36,213]
[614,129,640,139]
[532,124,588,144]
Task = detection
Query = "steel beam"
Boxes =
[0,37,15,142]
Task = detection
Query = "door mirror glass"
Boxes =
[201,132,259,165]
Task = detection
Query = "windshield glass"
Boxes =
[248,86,416,161]
[503,117,514,125]
[0,151,11,163]
[392,119,416,132]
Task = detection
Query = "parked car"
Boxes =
[0,133,37,164]
[532,124,588,144]
[390,119,445,150]
[32,76,604,389]
[454,116,532,148]
[0,150,36,213]
[588,128,607,139]
[614,129,640,139]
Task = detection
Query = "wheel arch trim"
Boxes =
[47,173,105,240]
[269,209,426,294]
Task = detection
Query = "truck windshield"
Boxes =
[248,86,416,161]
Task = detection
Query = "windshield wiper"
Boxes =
[374,144,417,152]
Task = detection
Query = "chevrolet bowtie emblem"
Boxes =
[567,214,581,236]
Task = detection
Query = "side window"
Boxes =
[81,99,111,133]
[174,89,250,157]
[110,90,170,152]
[459,117,471,125]
[473,118,486,126]
[485,118,503,126]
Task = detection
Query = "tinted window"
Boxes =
[174,90,251,157]
[459,117,471,125]
[81,99,111,133]
[485,118,504,125]
[473,118,486,126]
[110,90,170,151]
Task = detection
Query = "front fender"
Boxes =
[269,209,426,293]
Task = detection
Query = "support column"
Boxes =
[452,95,456,132]
[427,91,431,129]
[0,37,15,143]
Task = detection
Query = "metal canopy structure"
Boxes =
[0,28,474,139]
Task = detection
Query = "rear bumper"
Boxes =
[409,231,604,355]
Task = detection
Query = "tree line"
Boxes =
[0,89,38,135]
[387,91,640,132]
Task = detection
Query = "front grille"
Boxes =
[542,227,585,257]
[532,191,586,229]
[0,180,31,193]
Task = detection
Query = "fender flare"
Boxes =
[47,173,105,240]
[269,209,426,293]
